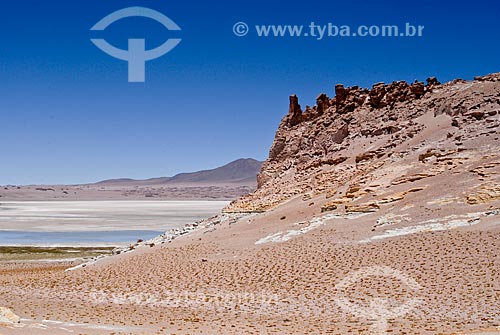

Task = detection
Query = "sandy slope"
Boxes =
[0,74,499,335]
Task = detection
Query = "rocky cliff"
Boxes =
[225,73,500,213]
[6,73,499,335]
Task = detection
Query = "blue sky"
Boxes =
[0,0,499,185]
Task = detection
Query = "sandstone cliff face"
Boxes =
[224,73,500,212]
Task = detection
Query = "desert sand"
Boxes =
[0,74,499,335]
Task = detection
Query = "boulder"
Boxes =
[335,84,347,105]
[410,81,425,98]
[316,93,330,114]
[331,124,349,144]
[426,76,440,89]
[355,151,379,163]
[469,111,485,120]
[345,202,380,213]
[369,82,386,108]
[321,202,338,212]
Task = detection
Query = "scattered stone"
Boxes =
[67,213,248,271]
[321,202,338,213]
[378,187,425,204]
[345,202,380,213]
[331,124,349,144]
[466,186,500,204]
[469,111,485,120]
[391,173,436,185]
[355,151,379,163]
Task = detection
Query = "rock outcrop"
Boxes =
[224,73,500,213]
[466,185,500,204]
[286,94,303,127]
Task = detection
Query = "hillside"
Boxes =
[162,158,263,185]
[96,158,262,186]
[0,158,262,200]
[1,73,499,335]
[226,74,500,213]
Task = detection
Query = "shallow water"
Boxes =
[0,230,164,246]
[0,200,228,246]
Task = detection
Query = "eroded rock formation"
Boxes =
[225,73,500,212]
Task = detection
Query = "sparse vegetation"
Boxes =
[0,246,114,261]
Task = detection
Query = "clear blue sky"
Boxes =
[1,0,499,185]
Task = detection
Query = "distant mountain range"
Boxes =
[95,158,263,187]
[0,158,263,200]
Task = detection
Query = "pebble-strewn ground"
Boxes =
[0,225,499,335]
[0,74,499,335]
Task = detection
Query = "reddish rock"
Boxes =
[426,76,440,87]
[410,81,425,98]
[335,84,347,106]
[316,93,330,114]
[225,72,500,214]
[331,124,349,144]
[287,94,303,127]
[474,73,500,82]
[470,111,485,120]
[369,82,386,108]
